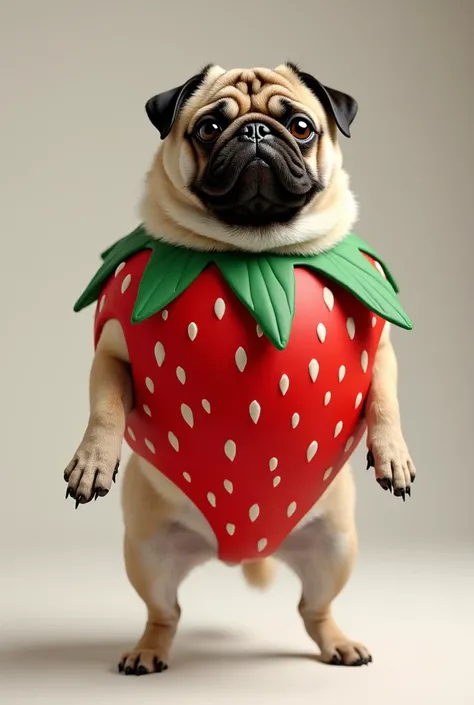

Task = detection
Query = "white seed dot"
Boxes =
[176,366,186,384]
[346,317,356,340]
[226,523,236,536]
[249,504,260,522]
[279,374,290,396]
[181,403,194,428]
[249,400,261,424]
[309,359,319,383]
[202,399,211,414]
[324,391,332,406]
[121,274,132,294]
[273,476,281,488]
[338,365,346,383]
[99,295,106,312]
[287,501,297,518]
[257,538,268,553]
[127,427,136,441]
[214,298,226,320]
[188,322,198,341]
[317,323,327,343]
[334,421,343,438]
[162,309,169,321]
[291,413,300,429]
[323,287,334,311]
[345,436,355,452]
[207,492,216,508]
[269,457,278,472]
[225,440,236,461]
[145,377,155,393]
[183,472,192,483]
[168,431,179,452]
[324,467,333,482]
[355,392,363,409]
[154,342,165,367]
[224,479,234,494]
[145,438,155,454]
[307,441,319,462]
[115,262,126,276]
[235,347,247,372]
[374,260,386,277]
[361,350,369,373]
[256,324,264,338]
[143,404,152,417]
[371,316,377,327]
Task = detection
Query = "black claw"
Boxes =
[394,487,406,501]
[377,478,392,493]
[75,496,83,509]
[411,474,416,483]
[118,660,125,673]
[65,487,71,499]
[153,657,167,673]
[137,665,149,676]
[351,658,364,667]
[94,489,100,501]
[113,461,120,483]
[125,666,134,675]
[369,655,373,663]
[406,486,411,497]
[330,654,342,666]
[366,450,375,470]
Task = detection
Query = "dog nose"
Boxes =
[238,122,273,142]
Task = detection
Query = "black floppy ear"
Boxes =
[287,64,358,138]
[145,65,211,140]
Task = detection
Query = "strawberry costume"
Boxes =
[75,225,412,563]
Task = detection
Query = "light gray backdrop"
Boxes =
[1,1,473,703]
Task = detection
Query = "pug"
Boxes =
[64,63,416,674]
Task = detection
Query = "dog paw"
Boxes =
[367,425,416,500]
[321,639,372,667]
[63,429,121,507]
[118,650,168,676]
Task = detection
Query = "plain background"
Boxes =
[1,1,473,703]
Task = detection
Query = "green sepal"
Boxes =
[74,225,153,312]
[75,224,412,350]
[297,238,412,330]
[99,224,149,261]
[217,254,296,350]
[345,233,399,293]
[132,242,212,323]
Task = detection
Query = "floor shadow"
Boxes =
[0,627,316,676]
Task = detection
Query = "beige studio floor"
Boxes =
[1,543,473,705]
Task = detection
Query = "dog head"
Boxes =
[142,64,358,252]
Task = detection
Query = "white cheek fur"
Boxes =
[179,144,197,185]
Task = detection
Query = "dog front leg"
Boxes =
[365,325,416,499]
[64,331,133,507]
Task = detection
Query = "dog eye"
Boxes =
[288,117,315,142]
[196,117,223,143]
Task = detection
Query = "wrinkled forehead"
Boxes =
[185,66,329,129]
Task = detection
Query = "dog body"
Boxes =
[65,64,415,673]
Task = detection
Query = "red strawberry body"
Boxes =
[94,250,384,562]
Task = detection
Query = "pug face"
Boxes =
[142,64,359,253]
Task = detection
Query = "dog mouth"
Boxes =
[192,121,322,227]
[208,158,315,226]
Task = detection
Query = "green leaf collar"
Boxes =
[74,224,412,350]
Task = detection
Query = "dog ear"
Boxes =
[145,65,212,140]
[287,63,358,138]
